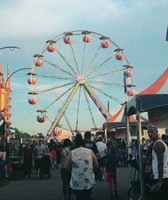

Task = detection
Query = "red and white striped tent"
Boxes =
[127,67,168,128]
[104,104,148,130]
[139,67,168,95]
[103,105,138,138]
[103,67,168,138]
[108,105,135,122]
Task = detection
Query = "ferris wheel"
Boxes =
[27,30,135,136]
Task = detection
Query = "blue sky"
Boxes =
[0,0,167,135]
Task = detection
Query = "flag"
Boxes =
[107,100,110,112]
[166,25,168,41]
[123,74,127,93]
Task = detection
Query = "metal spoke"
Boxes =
[86,55,114,78]
[75,86,82,131]
[84,45,101,76]
[81,38,88,75]
[43,84,75,110]
[87,68,125,81]
[34,81,74,94]
[83,88,97,129]
[91,85,123,104]
[57,49,78,75]
[89,80,123,87]
[69,43,80,74]
[42,58,75,78]
[63,113,74,133]
[37,74,73,81]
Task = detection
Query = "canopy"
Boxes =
[104,104,148,130]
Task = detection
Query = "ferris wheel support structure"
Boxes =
[47,78,112,135]
[83,82,112,120]
[47,82,80,135]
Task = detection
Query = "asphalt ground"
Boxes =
[0,166,131,200]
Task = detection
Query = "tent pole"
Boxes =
[136,98,145,200]
[125,101,133,194]
[104,125,107,143]
[125,102,131,154]
[126,116,131,154]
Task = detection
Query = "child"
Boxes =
[105,141,119,200]
[60,138,72,200]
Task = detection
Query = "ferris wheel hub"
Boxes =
[75,75,85,84]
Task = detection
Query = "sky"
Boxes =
[0,0,167,135]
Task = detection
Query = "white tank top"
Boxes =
[70,147,95,190]
[152,140,168,179]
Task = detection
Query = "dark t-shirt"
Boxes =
[23,146,34,162]
[84,141,98,155]
[105,152,118,173]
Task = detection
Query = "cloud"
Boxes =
[0,0,155,40]
[0,0,67,38]
[11,81,28,89]
[0,0,133,39]
[1,0,167,40]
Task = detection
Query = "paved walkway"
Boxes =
[0,166,131,200]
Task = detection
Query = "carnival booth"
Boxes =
[126,67,168,200]
[8,138,24,180]
[104,104,148,140]
[126,67,168,143]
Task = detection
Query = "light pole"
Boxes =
[0,46,20,51]
[4,67,31,158]
[5,67,31,85]
[0,45,20,157]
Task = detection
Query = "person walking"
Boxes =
[34,139,46,177]
[84,131,98,156]
[60,138,72,200]
[147,125,168,200]
[67,133,98,200]
[22,139,34,179]
[96,135,107,180]
[84,131,102,181]
[0,145,7,181]
[105,141,119,200]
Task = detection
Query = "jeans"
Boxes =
[61,168,71,199]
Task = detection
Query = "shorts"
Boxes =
[106,172,116,184]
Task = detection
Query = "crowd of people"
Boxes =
[58,127,168,200]
[20,131,123,200]
[1,126,168,200]
[21,138,58,179]
[60,131,121,200]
